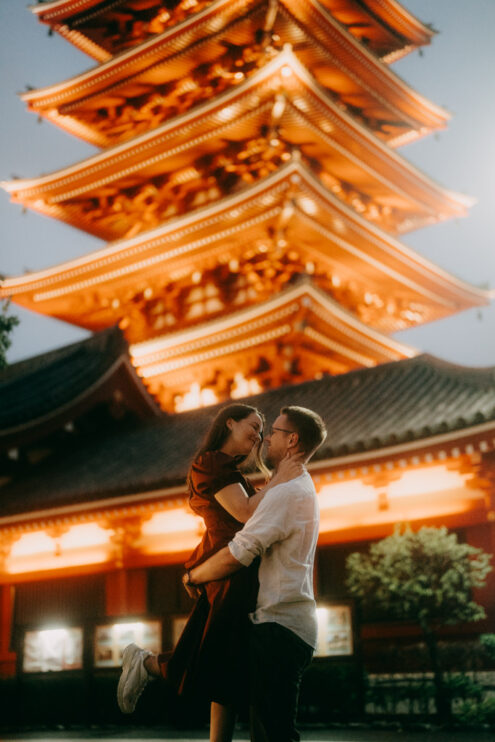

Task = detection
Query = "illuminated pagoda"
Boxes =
[0,0,494,723]
[2,0,489,412]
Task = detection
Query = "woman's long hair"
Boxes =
[192,403,267,476]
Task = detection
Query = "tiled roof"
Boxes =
[0,327,159,443]
[1,353,495,518]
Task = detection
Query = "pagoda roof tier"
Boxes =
[1,161,489,338]
[31,0,433,64]
[1,351,495,518]
[0,327,160,451]
[24,0,446,149]
[4,49,467,242]
[128,279,416,410]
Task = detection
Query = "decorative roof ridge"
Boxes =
[322,351,495,396]
[236,349,495,401]
[413,352,495,385]
[141,350,486,441]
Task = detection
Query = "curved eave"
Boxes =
[30,0,102,19]
[31,0,434,64]
[362,0,435,50]
[0,354,160,449]
[30,1,110,61]
[26,0,251,108]
[1,161,489,320]
[4,49,467,234]
[24,0,447,144]
[283,0,447,132]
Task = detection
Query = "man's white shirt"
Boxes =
[228,471,319,649]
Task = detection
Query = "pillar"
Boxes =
[0,584,17,677]
[105,569,147,617]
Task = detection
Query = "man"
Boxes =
[184,405,327,742]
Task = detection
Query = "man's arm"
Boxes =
[185,480,294,593]
[188,545,243,584]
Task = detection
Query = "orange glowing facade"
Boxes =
[0,0,494,716]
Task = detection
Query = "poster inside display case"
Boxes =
[94,620,161,667]
[23,627,83,673]
[315,604,354,657]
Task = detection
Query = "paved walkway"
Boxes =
[1,727,493,742]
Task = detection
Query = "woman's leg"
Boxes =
[210,701,236,742]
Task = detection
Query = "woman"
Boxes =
[118,403,302,741]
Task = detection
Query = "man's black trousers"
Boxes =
[249,621,313,742]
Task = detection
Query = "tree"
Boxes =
[0,300,19,369]
[346,525,492,722]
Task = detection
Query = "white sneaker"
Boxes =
[117,642,152,714]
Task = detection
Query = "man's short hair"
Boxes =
[281,406,327,458]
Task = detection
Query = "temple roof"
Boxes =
[3,49,468,242]
[24,0,446,148]
[1,161,488,337]
[1,351,495,518]
[0,327,160,450]
[31,0,434,63]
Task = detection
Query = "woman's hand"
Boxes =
[182,571,202,600]
[271,453,305,485]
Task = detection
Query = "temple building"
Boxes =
[0,0,494,725]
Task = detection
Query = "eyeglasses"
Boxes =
[269,426,295,436]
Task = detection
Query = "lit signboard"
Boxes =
[23,627,83,673]
[315,604,354,657]
[94,620,161,667]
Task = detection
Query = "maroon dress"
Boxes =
[158,450,259,708]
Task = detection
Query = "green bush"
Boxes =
[480,634,495,661]
[455,696,495,726]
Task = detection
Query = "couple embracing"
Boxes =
[118,402,326,742]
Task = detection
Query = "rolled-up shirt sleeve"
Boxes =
[228,482,294,566]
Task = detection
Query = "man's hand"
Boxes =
[182,571,202,600]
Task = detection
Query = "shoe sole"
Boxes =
[117,643,139,714]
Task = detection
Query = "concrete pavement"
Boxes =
[1,727,493,742]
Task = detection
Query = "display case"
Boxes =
[315,603,354,657]
[23,627,83,673]
[94,620,161,667]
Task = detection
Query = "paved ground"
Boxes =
[1,727,493,742]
